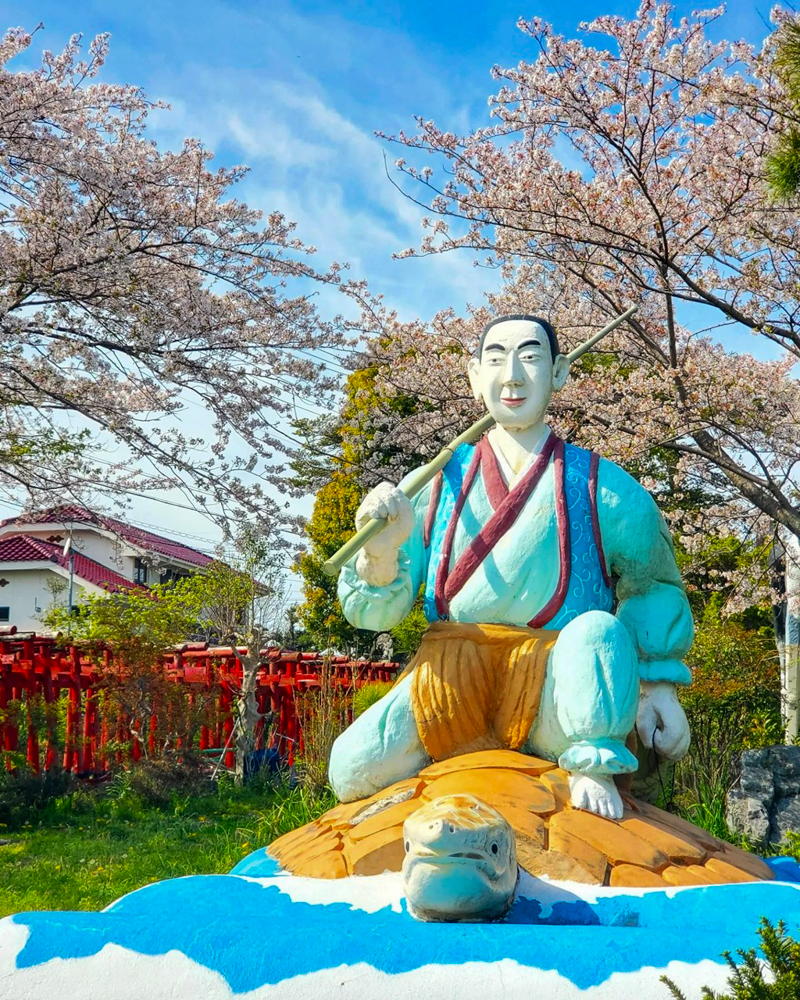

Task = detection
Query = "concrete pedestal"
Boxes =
[2,852,800,999]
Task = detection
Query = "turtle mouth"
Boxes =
[409,847,493,863]
[402,852,517,921]
[404,849,503,879]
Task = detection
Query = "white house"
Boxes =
[0,505,213,632]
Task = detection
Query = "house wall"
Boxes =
[0,568,92,633]
[13,527,203,583]
[17,527,134,579]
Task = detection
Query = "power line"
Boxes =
[0,481,310,546]
[294,346,355,378]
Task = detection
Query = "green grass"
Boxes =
[0,773,335,918]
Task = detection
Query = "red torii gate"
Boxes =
[0,630,400,774]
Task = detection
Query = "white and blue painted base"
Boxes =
[2,850,800,999]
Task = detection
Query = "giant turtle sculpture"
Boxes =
[267,749,773,915]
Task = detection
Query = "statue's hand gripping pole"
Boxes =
[322,305,638,577]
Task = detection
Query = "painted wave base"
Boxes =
[2,856,800,999]
[3,749,800,1000]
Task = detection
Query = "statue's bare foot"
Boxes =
[568,774,623,820]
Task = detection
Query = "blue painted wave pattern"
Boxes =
[11,861,800,994]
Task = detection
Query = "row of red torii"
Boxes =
[0,631,400,774]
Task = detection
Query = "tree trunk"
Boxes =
[234,628,263,786]
[784,536,800,742]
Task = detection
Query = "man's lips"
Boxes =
[500,397,526,408]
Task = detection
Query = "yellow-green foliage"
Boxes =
[295,370,384,655]
[673,604,781,819]
[305,472,363,557]
[352,681,395,718]
[390,598,429,658]
[295,368,434,659]
[767,20,800,201]
[43,579,203,663]
[295,471,367,653]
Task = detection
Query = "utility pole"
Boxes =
[63,532,74,612]
[784,533,800,741]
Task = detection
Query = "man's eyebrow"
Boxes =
[516,338,542,350]
[483,342,505,352]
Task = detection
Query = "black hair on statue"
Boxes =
[477,314,560,361]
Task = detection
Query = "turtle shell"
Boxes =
[268,749,774,888]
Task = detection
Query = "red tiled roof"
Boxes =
[0,534,140,593]
[0,506,212,567]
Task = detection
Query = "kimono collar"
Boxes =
[435,431,570,624]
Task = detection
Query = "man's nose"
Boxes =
[502,350,524,387]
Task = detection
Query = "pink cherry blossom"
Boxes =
[0,27,359,537]
[369,2,800,606]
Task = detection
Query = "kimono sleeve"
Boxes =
[597,459,693,686]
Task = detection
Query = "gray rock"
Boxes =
[768,746,800,798]
[772,795,800,843]
[726,745,800,845]
[726,750,774,844]
[726,787,772,844]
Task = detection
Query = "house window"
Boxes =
[133,558,148,584]
[0,607,9,622]
[160,568,189,585]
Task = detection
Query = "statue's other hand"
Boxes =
[636,681,690,762]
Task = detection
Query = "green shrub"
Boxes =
[0,769,76,831]
[107,756,216,809]
[662,919,800,999]
[352,681,394,718]
[668,605,780,828]
[390,598,428,658]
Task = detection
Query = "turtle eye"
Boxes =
[404,841,410,852]
[491,842,499,855]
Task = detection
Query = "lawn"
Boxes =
[0,768,335,918]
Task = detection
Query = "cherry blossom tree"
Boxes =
[377,2,800,547]
[193,527,289,784]
[0,26,357,534]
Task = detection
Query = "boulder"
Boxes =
[726,745,800,845]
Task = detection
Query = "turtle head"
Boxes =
[402,794,517,922]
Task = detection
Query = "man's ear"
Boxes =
[467,356,483,402]
[552,354,570,391]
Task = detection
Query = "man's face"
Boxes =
[467,319,569,431]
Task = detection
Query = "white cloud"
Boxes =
[145,59,498,322]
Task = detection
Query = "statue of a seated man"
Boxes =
[329,315,693,819]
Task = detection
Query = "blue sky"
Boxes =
[2,0,774,319]
[0,1,778,596]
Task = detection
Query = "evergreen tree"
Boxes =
[293,368,433,659]
[768,19,800,200]
[293,370,382,656]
